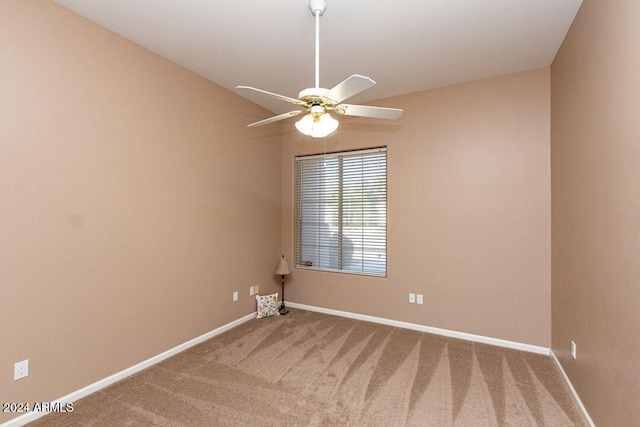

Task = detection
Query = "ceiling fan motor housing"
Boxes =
[298,87,330,105]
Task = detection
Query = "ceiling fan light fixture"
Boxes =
[295,111,339,138]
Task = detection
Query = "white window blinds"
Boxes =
[295,148,387,277]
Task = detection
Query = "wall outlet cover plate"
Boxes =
[14,360,29,380]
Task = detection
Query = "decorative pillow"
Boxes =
[256,293,279,318]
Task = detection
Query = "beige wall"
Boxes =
[0,1,282,422]
[282,69,551,347]
[551,0,640,425]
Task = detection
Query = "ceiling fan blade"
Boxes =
[236,86,308,107]
[247,110,305,128]
[334,104,403,120]
[323,75,376,105]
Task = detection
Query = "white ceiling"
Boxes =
[53,0,582,114]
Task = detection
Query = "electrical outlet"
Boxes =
[417,294,423,304]
[409,293,416,303]
[249,286,255,296]
[254,285,259,294]
[233,291,238,302]
[14,360,28,380]
[571,341,577,359]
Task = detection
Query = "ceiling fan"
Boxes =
[237,0,403,138]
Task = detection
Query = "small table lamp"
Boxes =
[274,254,293,315]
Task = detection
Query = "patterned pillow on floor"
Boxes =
[256,293,279,318]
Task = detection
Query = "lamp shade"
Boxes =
[274,255,293,275]
[295,112,339,138]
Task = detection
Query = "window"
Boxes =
[295,147,387,277]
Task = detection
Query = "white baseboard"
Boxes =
[1,312,256,427]
[286,302,551,355]
[550,350,596,427]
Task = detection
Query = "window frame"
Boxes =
[294,147,387,277]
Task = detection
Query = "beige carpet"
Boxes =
[31,309,588,426]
